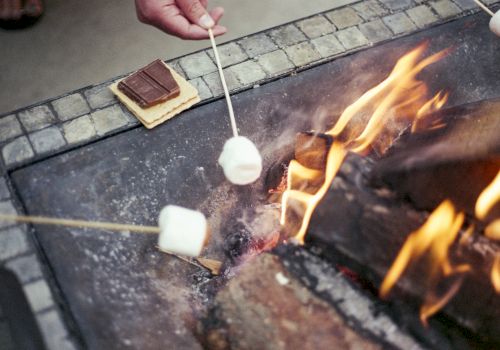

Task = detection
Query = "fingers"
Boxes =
[209,6,224,24]
[176,0,214,29]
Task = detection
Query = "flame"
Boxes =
[492,255,500,293]
[326,43,449,154]
[281,143,347,244]
[412,91,449,132]
[379,200,470,323]
[280,43,449,243]
[475,171,500,220]
[485,219,500,240]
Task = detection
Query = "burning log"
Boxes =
[202,253,384,350]
[295,132,334,170]
[371,98,500,221]
[307,153,500,344]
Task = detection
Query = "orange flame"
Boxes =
[379,200,470,324]
[412,91,449,132]
[326,43,449,153]
[475,171,500,220]
[280,43,449,244]
[485,219,500,240]
[492,255,500,293]
[281,143,347,244]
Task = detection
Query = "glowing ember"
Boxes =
[280,43,449,243]
[475,170,500,220]
[379,200,470,324]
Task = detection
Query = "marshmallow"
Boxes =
[490,11,500,37]
[218,136,263,185]
[158,205,207,257]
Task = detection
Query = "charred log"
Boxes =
[371,98,500,220]
[307,153,500,345]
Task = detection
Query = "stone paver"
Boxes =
[312,34,345,58]
[430,0,462,18]
[0,115,22,143]
[336,27,369,50]
[36,310,69,350]
[0,225,29,260]
[2,136,34,166]
[203,69,240,96]
[238,33,278,58]
[353,0,389,20]
[5,254,43,283]
[383,12,418,34]
[166,59,187,79]
[179,51,217,79]
[24,280,54,312]
[326,7,363,29]
[52,93,91,122]
[269,24,307,47]
[296,15,335,39]
[0,201,16,229]
[91,105,130,136]
[29,127,66,154]
[207,42,248,68]
[379,0,414,11]
[407,5,439,28]
[18,105,56,132]
[188,77,213,100]
[84,84,116,109]
[62,115,96,144]
[452,0,477,9]
[257,50,295,75]
[0,178,8,200]
[359,19,395,42]
[227,61,267,86]
[284,42,322,67]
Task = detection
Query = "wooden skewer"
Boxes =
[474,0,495,16]
[1,214,223,274]
[0,214,160,234]
[208,28,239,138]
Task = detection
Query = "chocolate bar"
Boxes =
[118,59,180,108]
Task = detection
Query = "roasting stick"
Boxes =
[209,28,263,185]
[208,28,238,138]
[0,214,160,233]
[0,210,222,274]
[473,0,494,16]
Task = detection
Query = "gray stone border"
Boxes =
[1,0,498,172]
[0,0,498,348]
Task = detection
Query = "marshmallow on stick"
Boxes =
[491,10,500,36]
[218,136,263,185]
[473,0,500,36]
[0,205,209,257]
[208,29,263,185]
[158,205,208,257]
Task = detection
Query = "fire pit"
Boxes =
[1,4,499,350]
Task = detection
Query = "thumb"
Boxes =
[176,0,215,29]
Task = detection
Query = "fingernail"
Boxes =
[199,14,215,29]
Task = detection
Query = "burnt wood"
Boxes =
[371,98,500,220]
[308,154,500,344]
[295,132,334,170]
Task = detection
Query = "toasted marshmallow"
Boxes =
[218,136,263,185]
[158,205,207,257]
[490,11,500,37]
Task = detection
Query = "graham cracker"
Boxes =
[110,62,200,129]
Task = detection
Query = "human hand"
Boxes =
[135,0,226,40]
